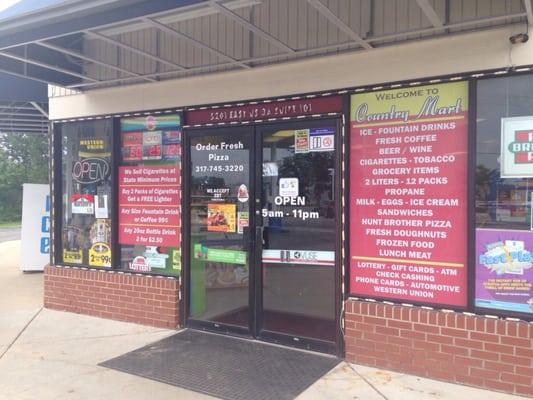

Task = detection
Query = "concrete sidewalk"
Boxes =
[0,240,528,400]
[0,228,20,243]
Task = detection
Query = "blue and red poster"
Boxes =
[476,228,533,315]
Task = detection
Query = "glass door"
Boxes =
[185,120,340,353]
[257,119,339,353]
[187,126,254,335]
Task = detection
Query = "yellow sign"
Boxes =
[351,81,469,129]
[63,249,83,264]
[88,243,112,267]
[172,249,182,271]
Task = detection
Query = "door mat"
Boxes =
[100,329,340,400]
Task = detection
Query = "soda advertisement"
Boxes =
[349,81,468,307]
[476,229,533,315]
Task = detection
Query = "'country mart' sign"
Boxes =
[349,81,469,308]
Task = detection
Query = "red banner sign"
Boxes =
[118,165,180,247]
[349,82,468,307]
[185,96,343,125]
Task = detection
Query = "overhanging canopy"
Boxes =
[0,0,530,95]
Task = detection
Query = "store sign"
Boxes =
[130,256,150,272]
[501,117,533,178]
[349,81,468,307]
[122,116,182,163]
[78,138,110,157]
[309,128,335,152]
[237,211,249,234]
[186,96,343,125]
[172,249,181,271]
[62,225,84,264]
[207,203,236,232]
[71,194,95,214]
[88,242,112,267]
[262,249,335,266]
[122,115,182,132]
[72,158,110,184]
[118,165,180,247]
[294,127,335,153]
[194,244,247,265]
[279,178,299,197]
[142,131,162,160]
[476,229,533,315]
[63,250,83,264]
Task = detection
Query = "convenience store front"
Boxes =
[48,70,533,396]
[15,3,530,398]
[51,95,345,354]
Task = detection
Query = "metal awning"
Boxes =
[0,0,61,135]
[0,67,48,135]
[0,99,48,135]
[0,0,530,93]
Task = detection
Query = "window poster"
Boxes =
[501,116,533,178]
[61,120,113,267]
[118,114,182,276]
[476,229,533,315]
[294,127,335,153]
[207,203,236,233]
[349,81,469,307]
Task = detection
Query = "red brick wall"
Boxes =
[44,265,179,329]
[345,299,533,398]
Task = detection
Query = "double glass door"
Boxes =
[187,119,339,353]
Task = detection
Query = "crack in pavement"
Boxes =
[0,307,43,360]
[347,363,389,400]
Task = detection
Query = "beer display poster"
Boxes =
[349,81,468,307]
[476,229,533,315]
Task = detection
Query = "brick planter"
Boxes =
[344,299,533,397]
[44,265,179,329]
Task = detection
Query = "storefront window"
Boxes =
[60,120,113,267]
[475,75,533,316]
[348,81,469,308]
[118,114,182,276]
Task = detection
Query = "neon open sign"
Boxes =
[72,157,110,184]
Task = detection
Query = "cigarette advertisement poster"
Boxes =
[349,81,468,307]
[476,229,533,315]
[118,165,180,247]
[207,203,236,232]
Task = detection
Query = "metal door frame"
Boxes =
[182,117,343,355]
